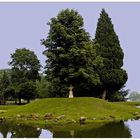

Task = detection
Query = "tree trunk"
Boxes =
[18,98,21,104]
[102,90,107,100]
[15,98,17,104]
[27,99,30,103]
[1,93,5,105]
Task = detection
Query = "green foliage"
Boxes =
[42,9,103,97]
[0,71,10,90]
[36,76,52,98]
[4,86,16,100]
[0,71,10,104]
[20,81,37,103]
[0,69,11,79]
[9,48,41,82]
[101,69,128,90]
[95,9,128,99]
[107,86,130,102]
[9,48,41,103]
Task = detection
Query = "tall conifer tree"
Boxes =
[95,9,128,100]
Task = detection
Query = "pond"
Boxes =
[0,119,140,138]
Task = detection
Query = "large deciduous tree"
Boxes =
[9,48,41,104]
[95,9,128,100]
[42,9,103,97]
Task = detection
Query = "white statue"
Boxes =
[68,84,74,98]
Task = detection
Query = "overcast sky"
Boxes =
[0,2,139,92]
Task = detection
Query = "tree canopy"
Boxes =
[42,9,103,97]
[9,48,41,81]
[9,48,41,104]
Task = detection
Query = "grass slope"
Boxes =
[1,97,140,125]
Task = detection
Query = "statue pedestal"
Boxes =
[68,85,74,98]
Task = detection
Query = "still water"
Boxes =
[0,119,140,138]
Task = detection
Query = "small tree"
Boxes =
[95,9,128,100]
[9,48,41,104]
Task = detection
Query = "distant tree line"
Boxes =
[128,91,140,102]
[0,8,128,104]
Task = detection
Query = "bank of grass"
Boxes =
[0,97,140,125]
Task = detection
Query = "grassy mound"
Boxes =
[1,97,140,124]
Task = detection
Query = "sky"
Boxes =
[0,2,140,92]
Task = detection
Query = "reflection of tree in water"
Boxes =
[0,121,132,138]
[53,121,132,138]
[0,122,11,138]
[0,122,41,138]
[11,125,41,138]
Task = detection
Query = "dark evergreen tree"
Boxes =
[42,9,103,97]
[95,9,128,100]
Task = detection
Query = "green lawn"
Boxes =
[0,97,140,125]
